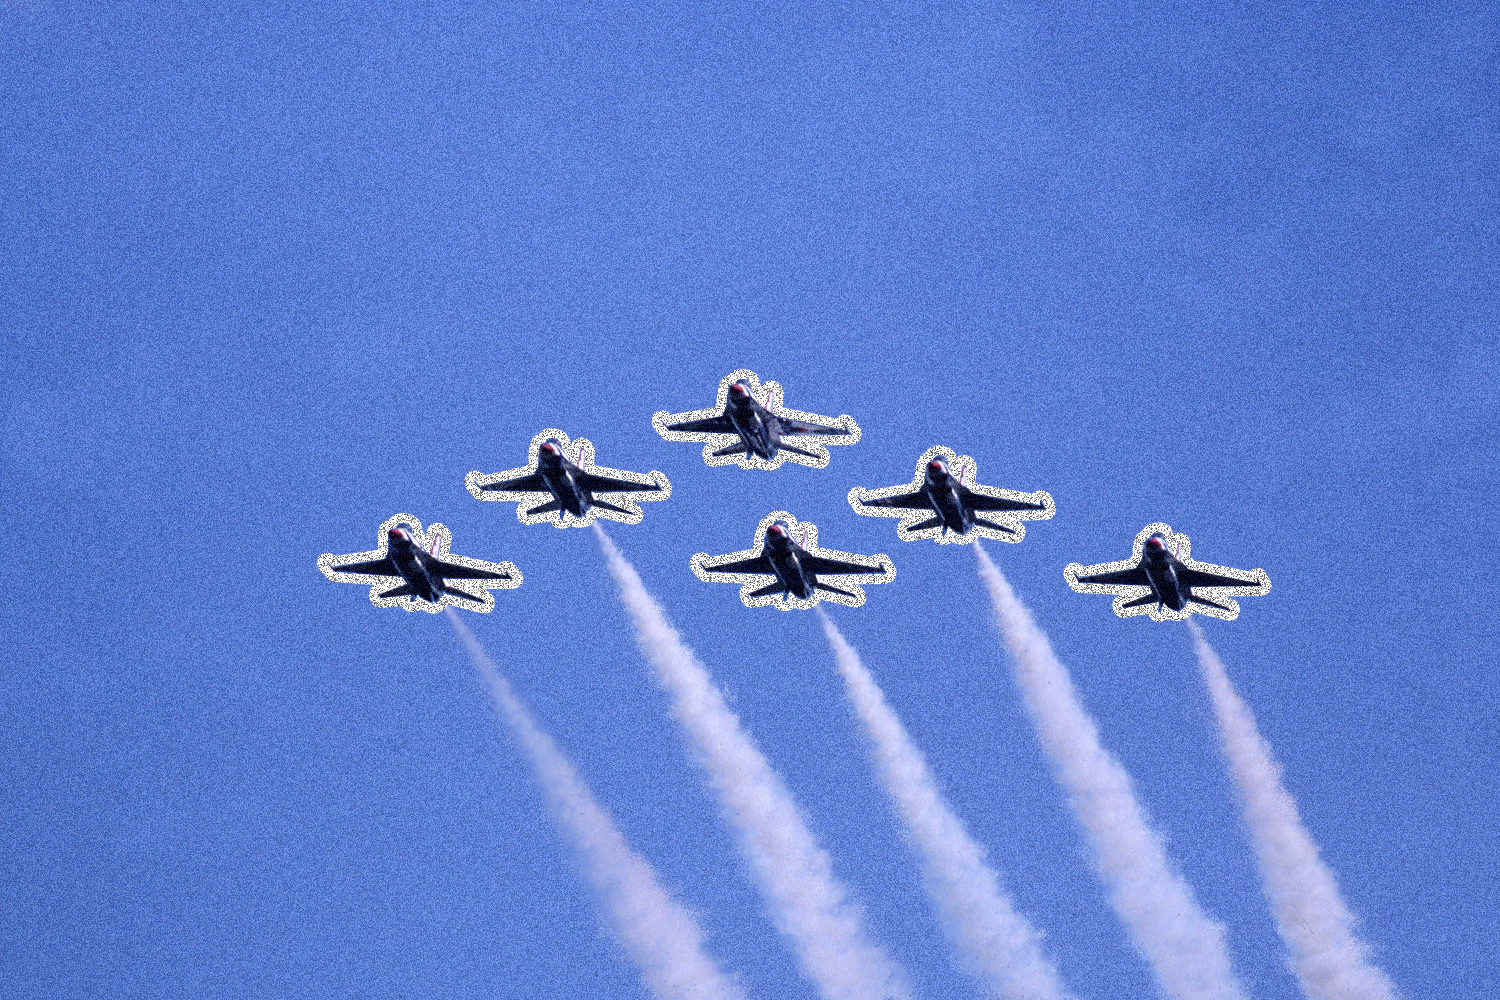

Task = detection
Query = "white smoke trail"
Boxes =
[973,544,1248,1000]
[817,609,1075,1000]
[447,610,745,1000]
[1187,620,1399,1000]
[594,525,911,1000]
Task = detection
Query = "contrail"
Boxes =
[1187,620,1399,1000]
[973,544,1248,1000]
[817,609,1075,1000]
[447,610,745,1000]
[594,525,911,1000]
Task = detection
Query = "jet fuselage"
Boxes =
[537,440,591,518]
[388,528,442,603]
[1142,535,1187,611]
[726,382,781,460]
[764,523,815,598]
[921,461,972,534]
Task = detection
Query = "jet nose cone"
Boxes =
[541,442,558,455]
[1147,536,1164,550]
[769,524,786,537]
[928,460,946,474]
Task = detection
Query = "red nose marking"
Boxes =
[1148,537,1164,548]
[929,460,945,472]
[770,524,785,535]
[731,383,748,395]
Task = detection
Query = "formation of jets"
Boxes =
[321,369,1271,620]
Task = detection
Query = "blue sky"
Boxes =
[3,5,1495,998]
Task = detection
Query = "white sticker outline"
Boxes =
[465,427,672,529]
[848,444,1056,545]
[690,510,896,611]
[652,369,861,471]
[318,513,523,614]
[1063,522,1271,622]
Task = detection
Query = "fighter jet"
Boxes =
[319,515,522,613]
[692,513,895,609]
[849,446,1055,544]
[466,430,671,528]
[653,370,859,469]
[1064,523,1270,621]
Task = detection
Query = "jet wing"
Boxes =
[777,416,849,437]
[959,488,1048,513]
[1074,566,1150,587]
[665,414,735,434]
[576,471,662,494]
[332,556,398,577]
[858,490,930,511]
[1177,567,1259,590]
[477,471,547,493]
[704,554,774,576]
[431,560,513,581]
[801,554,881,576]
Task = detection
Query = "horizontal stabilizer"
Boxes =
[526,500,563,516]
[1121,591,1159,610]
[777,441,820,460]
[1189,591,1235,613]
[748,581,786,598]
[379,583,418,599]
[712,442,749,457]
[589,497,633,516]
[815,581,857,598]
[973,517,1018,534]
[907,516,943,532]
[443,585,488,605]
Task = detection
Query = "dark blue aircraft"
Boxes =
[331,524,513,607]
[664,380,850,462]
[854,456,1048,536]
[1073,532,1260,613]
[476,438,664,519]
[701,519,882,600]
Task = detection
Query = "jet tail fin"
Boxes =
[712,442,749,457]
[526,499,563,516]
[1121,591,1159,610]
[973,516,1018,535]
[815,581,858,598]
[379,583,418,599]
[907,516,943,532]
[748,581,786,598]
